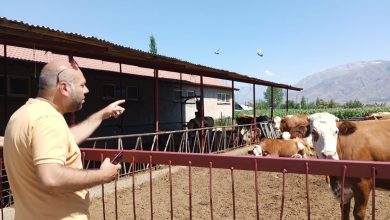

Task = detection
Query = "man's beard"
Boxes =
[69,94,83,112]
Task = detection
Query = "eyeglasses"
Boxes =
[56,56,80,84]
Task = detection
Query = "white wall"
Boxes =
[183,86,233,123]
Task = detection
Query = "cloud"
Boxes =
[264,70,274,76]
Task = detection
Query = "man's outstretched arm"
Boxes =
[70,100,125,145]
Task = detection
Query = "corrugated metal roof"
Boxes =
[0,44,233,90]
[0,17,302,91]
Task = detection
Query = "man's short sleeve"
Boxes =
[31,115,69,165]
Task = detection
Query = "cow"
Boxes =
[187,116,214,129]
[236,114,270,126]
[236,114,272,144]
[186,116,214,152]
[308,112,390,220]
[364,112,390,120]
[250,137,313,158]
[274,114,310,139]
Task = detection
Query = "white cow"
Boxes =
[308,112,339,160]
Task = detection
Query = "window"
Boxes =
[217,93,231,103]
[173,89,196,102]
[127,86,138,100]
[8,76,30,97]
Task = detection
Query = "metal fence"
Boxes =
[83,149,390,220]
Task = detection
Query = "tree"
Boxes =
[263,87,283,108]
[328,99,338,108]
[315,97,321,108]
[344,99,364,108]
[255,100,269,109]
[149,35,157,54]
[300,96,307,109]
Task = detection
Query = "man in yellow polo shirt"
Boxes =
[4,59,124,220]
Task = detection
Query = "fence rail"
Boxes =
[1,148,390,219]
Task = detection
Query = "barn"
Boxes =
[0,45,237,136]
[0,17,301,138]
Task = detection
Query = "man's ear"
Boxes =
[58,82,70,96]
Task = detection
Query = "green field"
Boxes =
[235,107,390,120]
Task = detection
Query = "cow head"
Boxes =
[273,116,282,132]
[308,112,339,160]
[252,144,262,156]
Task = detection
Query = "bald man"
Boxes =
[4,59,125,220]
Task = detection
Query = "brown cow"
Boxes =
[236,114,270,125]
[364,112,390,120]
[275,114,310,138]
[251,138,313,158]
[309,112,390,220]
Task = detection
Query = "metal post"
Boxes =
[231,81,235,126]
[68,55,76,126]
[270,87,274,119]
[154,69,159,151]
[180,73,184,129]
[285,89,289,116]
[200,75,205,153]
[3,45,8,132]
[252,84,256,122]
[119,64,124,134]
[252,83,257,141]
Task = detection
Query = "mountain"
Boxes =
[291,60,390,104]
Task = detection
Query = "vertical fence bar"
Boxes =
[305,162,311,220]
[254,159,260,220]
[189,161,193,220]
[149,156,153,220]
[231,167,236,220]
[0,158,3,220]
[100,154,106,220]
[169,160,173,220]
[340,165,347,220]
[209,162,214,220]
[280,169,287,220]
[114,174,118,220]
[371,167,376,220]
[132,157,136,220]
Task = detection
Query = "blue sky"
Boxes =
[1,1,390,101]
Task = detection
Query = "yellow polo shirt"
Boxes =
[4,98,89,220]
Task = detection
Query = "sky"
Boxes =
[1,1,390,102]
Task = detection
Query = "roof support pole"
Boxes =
[200,75,205,153]
[285,89,289,115]
[252,83,256,121]
[180,73,184,129]
[3,45,8,132]
[68,55,76,126]
[154,69,160,151]
[119,64,124,134]
[231,81,235,126]
[252,83,257,141]
[270,87,274,119]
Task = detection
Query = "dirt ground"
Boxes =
[89,147,390,220]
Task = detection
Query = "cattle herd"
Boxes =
[238,111,390,220]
